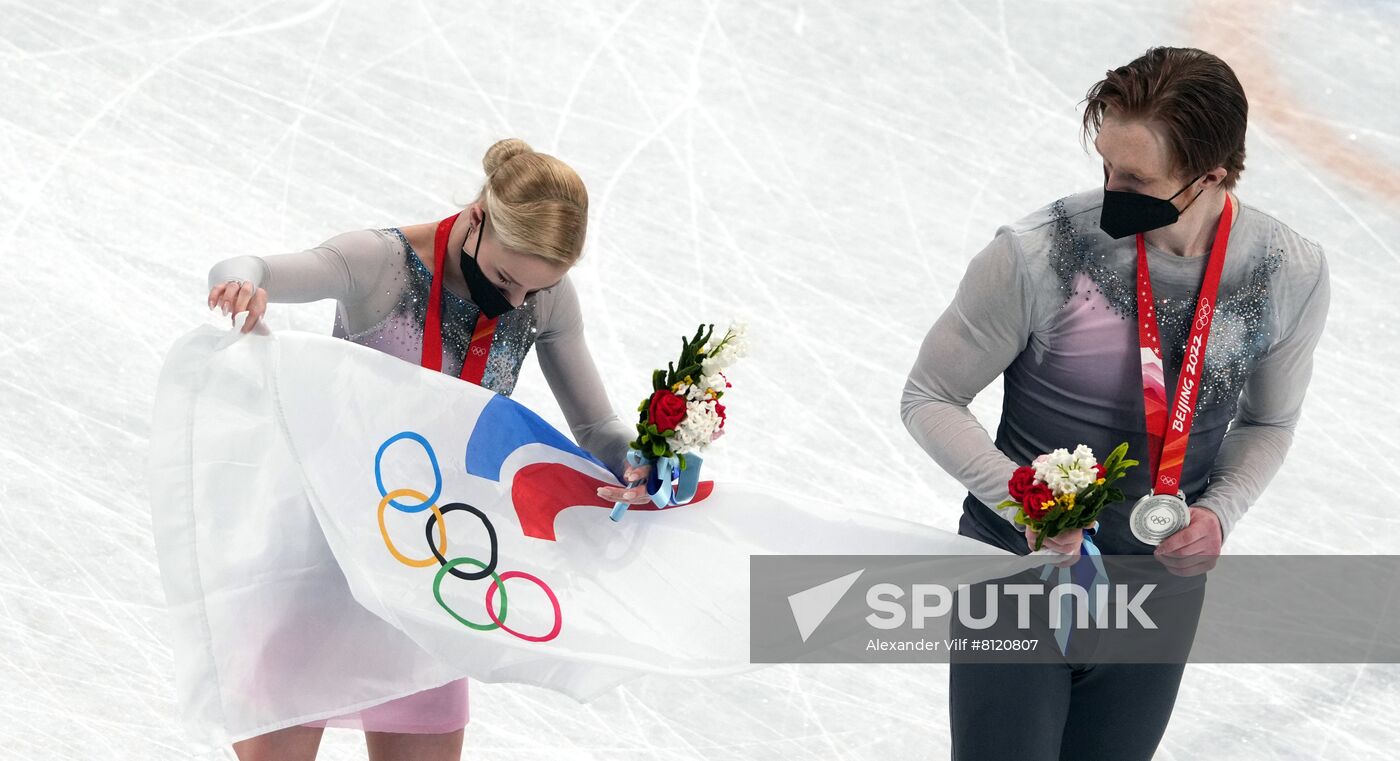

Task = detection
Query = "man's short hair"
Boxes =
[1082,47,1249,190]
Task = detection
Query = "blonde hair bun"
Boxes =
[475,139,588,266]
[483,138,534,175]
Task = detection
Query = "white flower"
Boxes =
[700,321,748,376]
[721,320,748,347]
[1032,446,1099,496]
[1072,444,1097,470]
[699,372,728,393]
[1031,448,1067,480]
[668,398,726,454]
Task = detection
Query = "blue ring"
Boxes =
[375,431,442,513]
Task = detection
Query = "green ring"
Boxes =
[433,556,507,631]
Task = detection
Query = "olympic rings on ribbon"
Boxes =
[374,431,563,642]
[378,488,448,567]
[376,432,441,512]
[426,503,498,580]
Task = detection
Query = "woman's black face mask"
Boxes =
[1099,172,1206,239]
[460,213,516,319]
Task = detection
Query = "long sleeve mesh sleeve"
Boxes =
[1193,252,1331,540]
[206,230,392,305]
[900,228,1037,529]
[535,277,636,480]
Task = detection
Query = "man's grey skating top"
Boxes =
[901,188,1330,554]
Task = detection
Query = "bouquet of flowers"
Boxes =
[998,442,1138,550]
[609,321,746,521]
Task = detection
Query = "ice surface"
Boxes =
[1,0,1396,758]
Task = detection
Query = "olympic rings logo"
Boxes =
[1149,514,1174,526]
[374,431,562,643]
[1193,298,1213,331]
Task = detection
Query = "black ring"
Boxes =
[426,502,499,580]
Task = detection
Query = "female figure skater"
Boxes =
[205,138,651,761]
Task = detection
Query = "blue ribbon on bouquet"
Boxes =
[1037,527,1110,655]
[609,449,704,521]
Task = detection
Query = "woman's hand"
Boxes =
[207,280,268,334]
[1027,527,1083,568]
[597,462,652,505]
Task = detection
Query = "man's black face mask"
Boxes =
[1099,172,1205,239]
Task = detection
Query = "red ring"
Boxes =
[485,570,562,642]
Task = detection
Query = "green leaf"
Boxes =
[1107,441,1129,465]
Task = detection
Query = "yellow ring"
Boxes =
[378,487,448,568]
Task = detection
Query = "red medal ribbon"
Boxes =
[1136,195,1233,496]
[420,213,499,385]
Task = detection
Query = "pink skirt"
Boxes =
[301,678,469,734]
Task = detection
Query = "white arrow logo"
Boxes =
[787,569,865,643]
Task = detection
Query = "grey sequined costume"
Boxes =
[209,226,634,477]
[901,188,1330,554]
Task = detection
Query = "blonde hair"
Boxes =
[476,138,588,266]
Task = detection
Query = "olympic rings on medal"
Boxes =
[426,503,498,580]
[374,431,563,642]
[376,432,442,512]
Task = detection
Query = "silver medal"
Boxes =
[1130,492,1190,545]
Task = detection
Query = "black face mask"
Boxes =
[1099,172,1206,239]
[460,213,515,319]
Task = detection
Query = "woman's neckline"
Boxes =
[392,227,471,304]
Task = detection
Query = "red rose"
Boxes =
[1094,464,1106,481]
[1021,483,1055,520]
[713,400,727,428]
[1008,466,1037,501]
[647,390,688,433]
